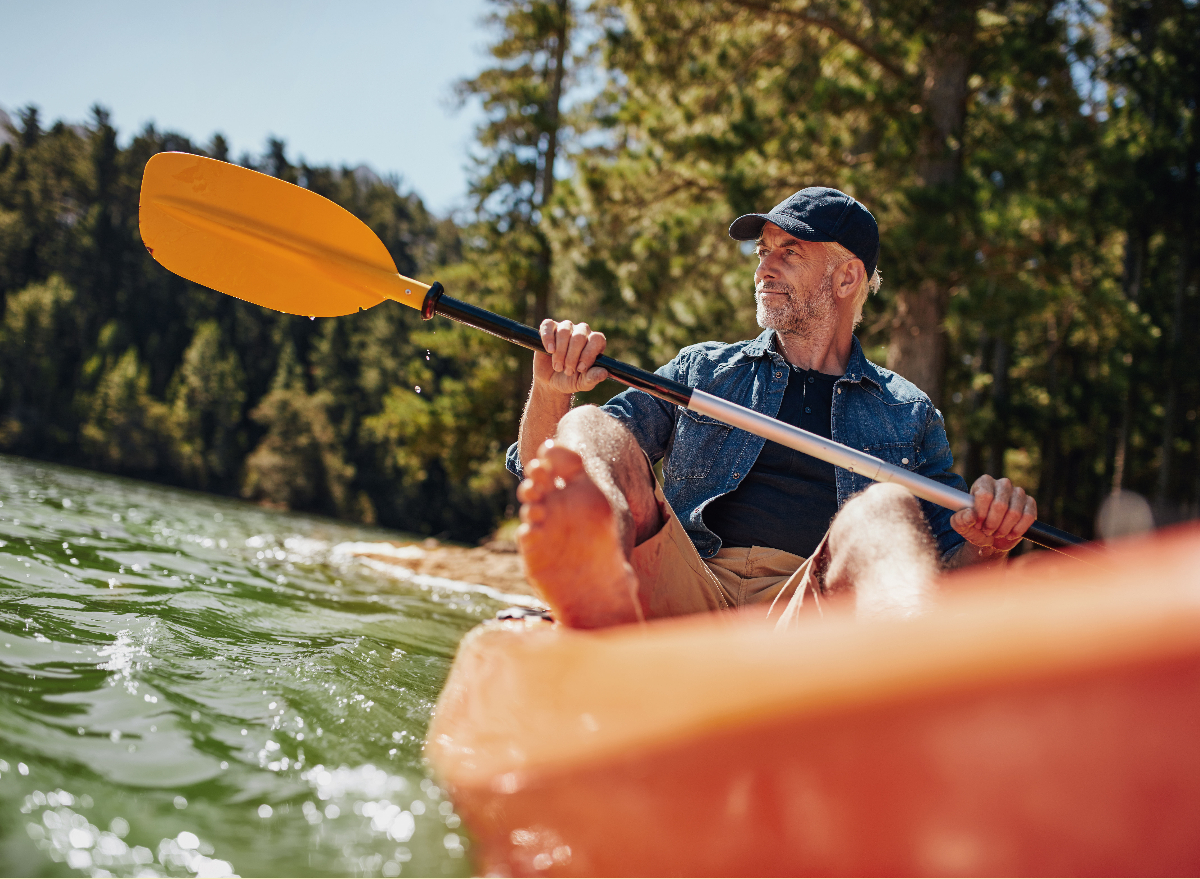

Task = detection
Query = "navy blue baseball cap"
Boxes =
[729,187,880,277]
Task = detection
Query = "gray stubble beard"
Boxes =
[754,264,838,340]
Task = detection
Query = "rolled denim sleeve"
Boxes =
[504,440,526,481]
[504,358,684,482]
[917,405,969,561]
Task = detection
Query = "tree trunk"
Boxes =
[962,330,989,481]
[1037,342,1062,523]
[531,0,571,328]
[1154,123,1197,512]
[1112,227,1147,493]
[889,279,947,402]
[986,333,1010,477]
[886,9,976,406]
[1154,240,1193,510]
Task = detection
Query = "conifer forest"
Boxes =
[1,0,1197,543]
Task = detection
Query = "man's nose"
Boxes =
[755,253,779,283]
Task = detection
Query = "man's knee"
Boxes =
[829,482,931,554]
[556,405,644,465]
[825,482,937,610]
[556,404,618,440]
[557,406,640,459]
[554,405,661,542]
[836,482,920,526]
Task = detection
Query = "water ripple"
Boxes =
[0,455,492,876]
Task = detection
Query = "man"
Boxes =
[506,187,1037,629]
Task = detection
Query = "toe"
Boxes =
[540,443,585,481]
[525,457,556,490]
[519,501,546,525]
[516,477,543,504]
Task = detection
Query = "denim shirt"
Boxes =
[506,330,968,561]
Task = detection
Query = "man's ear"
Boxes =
[834,259,865,300]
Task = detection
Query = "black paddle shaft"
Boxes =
[427,286,693,407]
[422,285,1083,549]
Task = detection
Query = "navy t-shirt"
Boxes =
[701,365,839,558]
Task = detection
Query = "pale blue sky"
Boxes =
[2,0,494,214]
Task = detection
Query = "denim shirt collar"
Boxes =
[738,329,882,389]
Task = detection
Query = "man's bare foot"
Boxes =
[516,441,643,628]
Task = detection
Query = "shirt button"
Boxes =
[836,388,842,394]
[733,472,740,478]
[804,406,811,413]
[902,457,909,465]
[807,376,814,384]
[774,372,782,378]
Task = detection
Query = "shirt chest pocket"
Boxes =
[665,409,733,479]
[861,443,924,472]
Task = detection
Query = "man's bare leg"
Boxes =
[516,406,662,628]
[824,483,939,620]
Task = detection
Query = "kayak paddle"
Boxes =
[139,152,1083,550]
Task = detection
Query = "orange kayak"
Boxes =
[425,526,1200,876]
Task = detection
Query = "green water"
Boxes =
[0,454,522,877]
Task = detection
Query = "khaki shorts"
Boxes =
[629,477,829,630]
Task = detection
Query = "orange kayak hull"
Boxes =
[426,527,1200,876]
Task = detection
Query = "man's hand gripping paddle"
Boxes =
[139,152,1084,551]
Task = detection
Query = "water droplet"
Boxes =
[414,386,422,394]
[425,350,430,360]
[258,804,274,818]
[309,316,315,320]
[174,795,188,809]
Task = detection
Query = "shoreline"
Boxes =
[348,537,539,600]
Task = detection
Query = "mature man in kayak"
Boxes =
[506,187,1037,628]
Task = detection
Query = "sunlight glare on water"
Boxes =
[0,455,510,877]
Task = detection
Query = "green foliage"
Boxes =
[167,320,247,490]
[79,347,172,474]
[0,106,499,540]
[0,275,78,448]
[549,0,1199,534]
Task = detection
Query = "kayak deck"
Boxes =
[426,526,1200,876]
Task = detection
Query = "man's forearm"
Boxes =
[518,383,574,470]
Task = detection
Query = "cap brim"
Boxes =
[729,212,831,243]
[728,214,769,241]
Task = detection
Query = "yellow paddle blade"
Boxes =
[139,152,431,317]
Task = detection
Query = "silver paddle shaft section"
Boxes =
[688,390,975,513]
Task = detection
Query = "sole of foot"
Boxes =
[516,441,643,629]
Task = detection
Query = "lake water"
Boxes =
[0,454,524,877]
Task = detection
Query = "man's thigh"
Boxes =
[629,474,823,620]
[628,476,731,617]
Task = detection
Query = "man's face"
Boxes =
[753,223,836,335]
